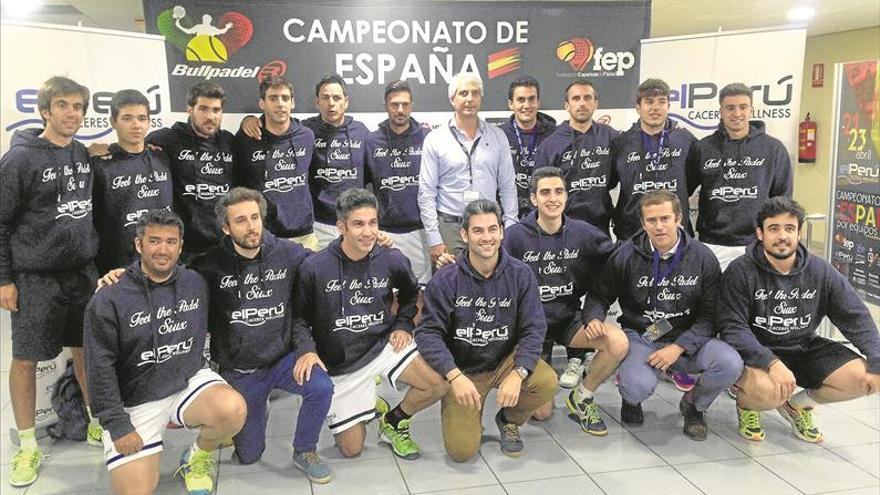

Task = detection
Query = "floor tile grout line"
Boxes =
[537,412,610,495]
[820,442,880,480]
[389,448,413,495]
[620,420,710,495]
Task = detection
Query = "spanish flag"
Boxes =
[488,48,521,79]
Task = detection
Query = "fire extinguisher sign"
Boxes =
[828,59,880,305]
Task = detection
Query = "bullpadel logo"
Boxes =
[158,6,268,80]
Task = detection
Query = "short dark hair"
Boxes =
[756,197,805,231]
[135,209,184,239]
[461,199,503,231]
[530,166,565,194]
[636,78,670,104]
[187,81,225,108]
[259,75,294,100]
[384,80,412,101]
[110,89,149,121]
[719,82,753,104]
[508,75,540,101]
[215,187,267,227]
[336,188,377,222]
[564,78,598,101]
[37,76,90,125]
[315,73,347,97]
[638,190,682,220]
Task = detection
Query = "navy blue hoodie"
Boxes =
[415,248,547,376]
[687,121,793,246]
[503,211,615,329]
[0,128,98,284]
[500,112,557,218]
[84,261,209,440]
[146,121,235,254]
[719,241,880,373]
[583,228,721,355]
[364,118,431,233]
[91,145,173,274]
[291,238,419,375]
[534,121,619,232]
[609,120,696,240]
[233,116,316,238]
[191,232,310,371]
[303,115,369,225]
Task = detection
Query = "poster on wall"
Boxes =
[828,60,880,305]
[142,0,650,118]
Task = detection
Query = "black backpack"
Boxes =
[47,359,88,441]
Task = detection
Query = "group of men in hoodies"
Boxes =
[2,68,879,494]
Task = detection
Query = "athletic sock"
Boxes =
[386,404,412,428]
[86,406,98,425]
[18,427,38,452]
[788,390,820,410]
[575,383,594,402]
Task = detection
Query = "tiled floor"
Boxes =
[0,310,878,494]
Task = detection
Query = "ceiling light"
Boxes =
[787,6,816,22]
[0,0,43,18]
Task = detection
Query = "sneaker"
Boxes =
[9,448,42,487]
[292,451,332,484]
[375,395,390,416]
[494,410,524,457]
[777,401,823,443]
[679,395,708,441]
[175,447,217,495]
[737,406,765,441]
[86,421,104,447]
[558,358,583,389]
[565,391,608,436]
[620,400,644,426]
[378,415,420,460]
[668,371,697,392]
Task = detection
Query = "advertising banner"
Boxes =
[0,21,173,152]
[143,0,650,117]
[828,60,880,305]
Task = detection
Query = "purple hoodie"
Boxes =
[500,112,557,217]
[415,248,547,376]
[291,238,419,375]
[719,241,880,373]
[364,118,431,233]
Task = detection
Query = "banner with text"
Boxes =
[0,21,172,152]
[143,0,650,115]
[828,60,880,305]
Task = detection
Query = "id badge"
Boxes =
[463,190,480,203]
[642,318,673,342]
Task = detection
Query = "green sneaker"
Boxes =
[9,448,42,487]
[87,421,104,447]
[737,406,765,441]
[378,415,420,460]
[375,395,390,416]
[175,447,217,495]
[777,401,823,443]
[565,391,608,436]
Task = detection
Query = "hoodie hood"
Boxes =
[747,239,808,276]
[630,226,691,259]
[505,112,557,135]
[455,245,512,282]
[714,120,767,141]
[503,112,558,217]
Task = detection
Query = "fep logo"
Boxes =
[556,37,634,77]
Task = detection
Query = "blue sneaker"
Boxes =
[293,451,332,484]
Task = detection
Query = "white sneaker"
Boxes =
[559,358,583,389]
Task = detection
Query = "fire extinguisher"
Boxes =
[798,113,817,163]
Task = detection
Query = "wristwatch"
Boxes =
[514,366,529,380]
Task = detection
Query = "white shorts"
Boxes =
[385,229,432,285]
[325,342,419,435]
[703,243,748,272]
[103,368,225,471]
[312,222,339,251]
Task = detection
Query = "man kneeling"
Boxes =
[416,199,558,462]
[85,210,246,495]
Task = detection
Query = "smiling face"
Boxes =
[636,93,670,133]
[41,93,85,140]
[720,94,752,137]
[135,224,182,282]
[222,200,263,255]
[531,176,567,223]
[508,85,539,128]
[260,85,294,128]
[338,206,378,259]
[757,212,800,260]
[461,212,503,262]
[641,200,681,253]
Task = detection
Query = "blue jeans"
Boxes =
[617,330,743,411]
[221,353,334,463]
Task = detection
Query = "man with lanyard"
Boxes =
[534,79,619,234]
[146,81,236,262]
[687,82,792,271]
[418,71,517,263]
[499,76,556,218]
[233,75,318,250]
[609,78,696,241]
[364,80,433,285]
[584,190,742,440]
